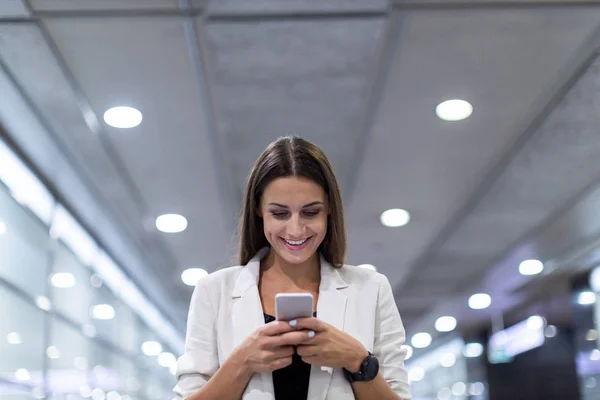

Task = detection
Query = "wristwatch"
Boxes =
[343,352,379,383]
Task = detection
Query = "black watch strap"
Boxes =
[343,352,379,383]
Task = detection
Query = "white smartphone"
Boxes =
[275,293,314,321]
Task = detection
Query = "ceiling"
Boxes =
[1,0,600,351]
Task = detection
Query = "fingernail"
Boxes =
[289,320,297,327]
[308,330,315,338]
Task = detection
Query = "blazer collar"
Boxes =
[231,247,348,298]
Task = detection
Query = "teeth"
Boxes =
[285,239,307,245]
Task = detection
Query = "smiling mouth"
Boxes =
[280,236,312,250]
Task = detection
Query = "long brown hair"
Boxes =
[238,136,346,267]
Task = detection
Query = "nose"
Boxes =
[287,213,306,238]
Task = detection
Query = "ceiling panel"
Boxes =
[346,7,600,293]
[205,17,385,194]
[206,0,388,14]
[42,16,233,279]
[29,0,180,12]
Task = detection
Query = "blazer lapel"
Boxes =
[307,255,348,400]
[231,248,275,399]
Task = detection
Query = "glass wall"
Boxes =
[0,141,179,400]
[406,338,489,400]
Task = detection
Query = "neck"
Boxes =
[261,249,321,290]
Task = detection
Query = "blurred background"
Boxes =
[1,0,600,399]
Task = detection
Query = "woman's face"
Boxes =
[258,176,328,265]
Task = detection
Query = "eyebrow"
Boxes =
[268,201,324,209]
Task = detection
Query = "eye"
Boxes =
[270,211,289,219]
[302,210,321,218]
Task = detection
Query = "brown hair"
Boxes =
[238,136,346,267]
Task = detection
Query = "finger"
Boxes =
[269,356,293,371]
[272,345,295,358]
[289,317,327,332]
[296,344,319,358]
[276,330,315,346]
[300,356,320,365]
[260,320,297,336]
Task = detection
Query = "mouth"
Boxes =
[280,236,312,251]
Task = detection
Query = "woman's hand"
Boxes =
[234,320,314,374]
[291,318,369,372]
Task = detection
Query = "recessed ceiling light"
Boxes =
[435,316,457,332]
[15,368,31,381]
[380,209,410,227]
[401,345,413,360]
[35,296,52,311]
[7,332,22,345]
[46,346,61,359]
[357,264,377,271]
[157,352,177,368]
[0,221,6,235]
[103,106,142,129]
[440,353,456,368]
[106,392,120,400]
[408,367,425,382]
[91,304,115,320]
[142,340,162,356]
[463,342,483,358]
[181,268,208,286]
[50,272,76,288]
[586,329,598,342]
[544,325,557,338]
[411,332,432,349]
[435,99,473,121]
[519,259,544,276]
[578,291,596,305]
[468,382,485,396]
[591,349,600,361]
[468,293,491,310]
[452,382,467,396]
[156,214,188,233]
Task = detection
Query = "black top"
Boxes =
[264,313,315,400]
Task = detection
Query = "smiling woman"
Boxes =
[174,136,411,400]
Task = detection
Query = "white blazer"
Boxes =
[173,248,411,400]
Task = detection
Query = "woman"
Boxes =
[174,136,411,400]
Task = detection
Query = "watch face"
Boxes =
[364,355,380,379]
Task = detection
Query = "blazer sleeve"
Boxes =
[374,274,412,400]
[173,278,219,399]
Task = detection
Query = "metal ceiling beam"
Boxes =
[178,0,239,232]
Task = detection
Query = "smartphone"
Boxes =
[275,293,314,321]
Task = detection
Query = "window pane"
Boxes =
[47,317,89,398]
[0,187,50,298]
[0,285,45,392]
[50,242,93,325]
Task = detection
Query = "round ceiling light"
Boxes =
[440,353,456,368]
[463,342,484,358]
[435,316,457,332]
[468,293,492,310]
[158,352,177,368]
[380,209,410,227]
[411,332,432,349]
[142,340,162,356]
[519,259,544,276]
[156,214,188,233]
[181,268,208,286]
[578,291,596,305]
[435,99,473,121]
[408,367,425,382]
[91,304,115,320]
[50,272,76,288]
[103,106,142,129]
